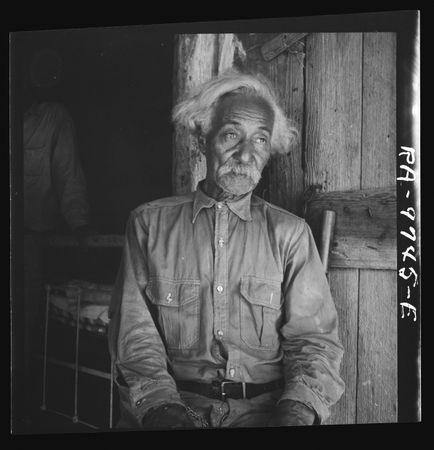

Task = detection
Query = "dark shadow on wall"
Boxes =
[17,26,175,234]
[11,26,175,433]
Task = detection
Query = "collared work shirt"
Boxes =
[108,183,345,426]
[24,102,90,232]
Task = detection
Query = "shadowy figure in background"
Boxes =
[18,48,92,426]
[24,48,91,237]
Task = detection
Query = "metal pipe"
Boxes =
[72,287,82,424]
[109,359,114,429]
[43,407,99,430]
[40,284,51,411]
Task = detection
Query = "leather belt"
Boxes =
[176,378,284,400]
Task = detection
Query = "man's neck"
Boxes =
[202,179,248,203]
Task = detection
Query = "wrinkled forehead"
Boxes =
[211,92,275,132]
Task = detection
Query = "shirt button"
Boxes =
[218,238,225,247]
[229,368,235,377]
[216,202,223,209]
[216,285,224,293]
[217,330,224,338]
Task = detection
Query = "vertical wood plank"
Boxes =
[304,33,363,425]
[267,50,304,215]
[357,271,397,422]
[172,34,217,195]
[328,270,359,424]
[217,33,246,75]
[357,32,397,423]
[361,33,397,191]
[305,33,363,192]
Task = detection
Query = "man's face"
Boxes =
[204,93,274,196]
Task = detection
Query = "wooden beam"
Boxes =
[305,187,397,270]
[45,234,124,248]
[260,33,308,61]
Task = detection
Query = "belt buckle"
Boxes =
[220,381,247,400]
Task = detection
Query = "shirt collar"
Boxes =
[192,180,253,223]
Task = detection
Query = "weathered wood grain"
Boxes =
[305,187,397,270]
[357,32,397,424]
[172,34,216,195]
[357,270,397,423]
[325,270,358,425]
[305,33,363,425]
[260,33,308,61]
[267,49,305,215]
[361,33,397,192]
[305,33,363,192]
[217,33,246,75]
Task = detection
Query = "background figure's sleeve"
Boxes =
[108,211,184,427]
[51,107,90,230]
[279,220,345,423]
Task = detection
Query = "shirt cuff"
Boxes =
[129,381,185,425]
[277,378,330,424]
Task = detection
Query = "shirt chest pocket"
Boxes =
[240,276,283,350]
[146,278,201,350]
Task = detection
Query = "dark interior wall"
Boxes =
[18,26,174,234]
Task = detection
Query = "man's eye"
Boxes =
[224,132,238,140]
[255,137,268,144]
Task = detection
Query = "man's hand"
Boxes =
[141,403,196,429]
[269,399,316,427]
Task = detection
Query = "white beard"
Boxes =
[217,172,259,196]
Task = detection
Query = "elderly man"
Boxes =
[108,70,344,429]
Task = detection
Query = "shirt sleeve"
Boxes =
[50,106,90,230]
[279,220,345,423]
[108,210,185,427]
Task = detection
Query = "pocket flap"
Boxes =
[146,278,200,307]
[240,276,282,310]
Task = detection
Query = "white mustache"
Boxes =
[219,161,260,179]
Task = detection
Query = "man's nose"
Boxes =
[236,140,254,164]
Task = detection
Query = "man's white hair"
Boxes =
[172,69,299,154]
